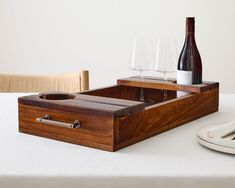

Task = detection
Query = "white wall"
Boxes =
[0,0,234,92]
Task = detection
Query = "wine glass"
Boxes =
[154,38,178,101]
[154,38,178,81]
[130,37,155,104]
[130,37,155,78]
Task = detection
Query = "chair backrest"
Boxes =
[0,70,89,93]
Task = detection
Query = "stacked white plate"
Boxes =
[197,120,235,154]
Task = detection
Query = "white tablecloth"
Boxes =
[0,93,235,188]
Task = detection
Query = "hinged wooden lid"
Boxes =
[18,93,145,118]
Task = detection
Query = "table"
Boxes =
[0,93,235,188]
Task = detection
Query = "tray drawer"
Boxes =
[19,103,114,151]
[18,92,144,151]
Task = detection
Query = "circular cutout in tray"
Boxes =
[39,92,75,100]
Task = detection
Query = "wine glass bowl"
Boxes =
[130,37,155,78]
[154,38,178,81]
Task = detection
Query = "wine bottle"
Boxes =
[177,17,202,91]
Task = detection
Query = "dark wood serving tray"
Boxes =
[18,77,219,151]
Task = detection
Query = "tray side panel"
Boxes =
[19,104,114,151]
[114,87,219,151]
[82,85,140,101]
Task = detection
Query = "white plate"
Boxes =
[196,122,235,154]
[197,123,235,148]
[197,136,235,154]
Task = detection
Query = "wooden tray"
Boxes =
[18,76,219,151]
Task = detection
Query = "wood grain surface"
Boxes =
[19,92,145,118]
[19,103,115,151]
[113,88,219,151]
[118,77,219,93]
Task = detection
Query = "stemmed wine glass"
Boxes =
[130,37,155,78]
[154,38,178,100]
[154,38,178,81]
[130,37,155,103]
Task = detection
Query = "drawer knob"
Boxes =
[36,114,80,129]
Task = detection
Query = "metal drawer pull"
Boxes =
[36,114,80,128]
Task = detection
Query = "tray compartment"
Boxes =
[82,85,177,107]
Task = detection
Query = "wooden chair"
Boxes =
[0,70,89,93]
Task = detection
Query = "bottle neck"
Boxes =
[185,23,196,44]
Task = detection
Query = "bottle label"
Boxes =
[177,70,192,97]
[177,70,192,85]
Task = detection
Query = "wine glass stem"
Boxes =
[164,72,167,81]
[140,70,144,79]
[163,90,167,101]
[163,72,168,101]
[140,88,144,102]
